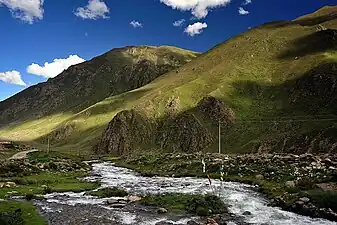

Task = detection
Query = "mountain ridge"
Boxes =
[0,45,199,127]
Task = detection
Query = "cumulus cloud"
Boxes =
[0,70,26,86]
[0,0,44,24]
[173,19,185,27]
[242,0,252,5]
[238,7,249,15]
[75,0,109,20]
[130,20,143,28]
[184,22,207,36]
[160,0,231,19]
[27,55,86,78]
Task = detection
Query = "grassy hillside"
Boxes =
[0,6,337,156]
[0,46,198,127]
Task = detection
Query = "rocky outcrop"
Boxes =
[95,110,153,155]
[286,62,337,114]
[197,96,235,128]
[157,113,213,153]
[96,96,235,155]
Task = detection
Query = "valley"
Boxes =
[0,5,337,225]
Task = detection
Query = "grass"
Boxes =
[140,193,227,216]
[0,7,336,155]
[0,201,46,225]
[0,171,99,198]
[300,189,337,212]
[87,187,128,198]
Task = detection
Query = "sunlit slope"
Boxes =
[0,46,198,127]
[1,6,337,155]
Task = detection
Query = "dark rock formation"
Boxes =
[157,113,213,153]
[197,96,235,128]
[95,110,153,156]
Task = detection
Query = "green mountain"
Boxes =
[0,6,337,156]
[0,46,198,127]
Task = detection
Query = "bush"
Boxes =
[88,187,128,198]
[301,189,337,211]
[186,194,227,216]
[140,193,227,216]
[24,193,35,201]
[0,209,24,225]
[42,186,52,195]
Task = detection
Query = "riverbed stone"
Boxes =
[255,174,264,180]
[127,195,142,202]
[106,199,119,205]
[285,181,296,188]
[299,197,310,203]
[157,207,168,214]
[242,211,252,216]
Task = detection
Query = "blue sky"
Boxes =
[0,0,335,101]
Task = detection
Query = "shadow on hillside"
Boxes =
[277,29,337,59]
[263,12,337,29]
[27,63,337,155]
[231,62,337,116]
[75,88,152,117]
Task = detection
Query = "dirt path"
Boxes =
[9,149,38,160]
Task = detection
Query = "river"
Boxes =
[36,163,337,225]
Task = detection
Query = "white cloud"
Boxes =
[184,22,207,36]
[238,7,249,15]
[0,70,26,86]
[160,0,231,19]
[130,20,143,28]
[27,55,86,78]
[75,0,109,20]
[173,19,185,27]
[0,0,44,24]
[242,0,252,5]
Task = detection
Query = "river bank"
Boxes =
[110,152,337,222]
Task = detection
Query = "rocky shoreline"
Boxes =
[114,152,337,222]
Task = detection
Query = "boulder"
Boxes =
[299,197,310,203]
[128,196,142,202]
[157,208,168,214]
[285,181,296,188]
[255,174,264,180]
[243,211,252,216]
[204,218,218,225]
[106,199,119,205]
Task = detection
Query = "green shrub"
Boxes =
[24,193,35,201]
[140,193,227,216]
[285,187,301,194]
[0,209,24,225]
[301,189,337,211]
[42,186,52,195]
[186,194,226,216]
[88,187,128,198]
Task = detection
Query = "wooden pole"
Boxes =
[218,121,221,154]
[47,137,50,154]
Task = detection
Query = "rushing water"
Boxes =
[38,163,337,225]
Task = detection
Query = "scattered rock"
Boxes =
[255,174,264,180]
[299,197,310,203]
[109,204,126,208]
[157,207,168,214]
[242,211,252,216]
[187,221,200,225]
[106,199,119,205]
[155,222,174,225]
[204,218,218,225]
[127,195,142,202]
[285,181,296,188]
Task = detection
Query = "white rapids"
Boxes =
[42,163,337,225]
